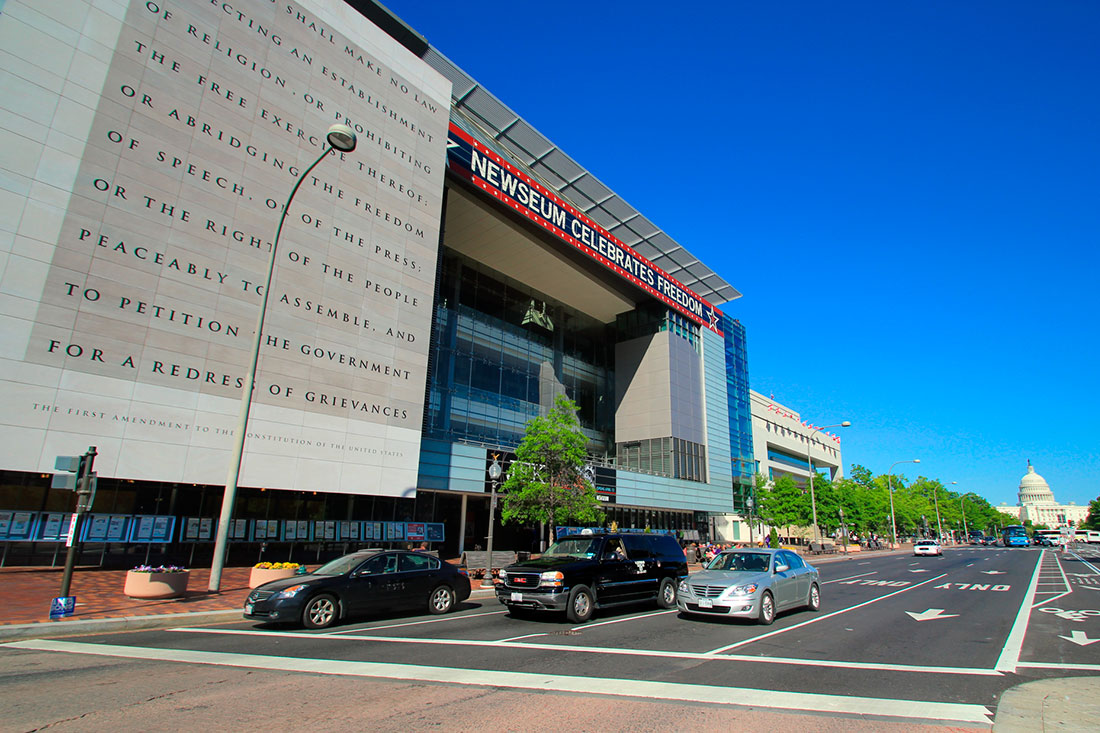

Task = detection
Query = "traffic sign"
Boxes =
[49,596,76,619]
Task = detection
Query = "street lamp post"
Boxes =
[208,125,357,592]
[747,496,755,546]
[807,421,851,542]
[839,507,847,552]
[887,458,920,548]
[955,483,970,542]
[482,458,503,589]
[932,482,944,542]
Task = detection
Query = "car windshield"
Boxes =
[707,551,770,572]
[312,554,371,576]
[544,538,601,558]
[917,541,936,546]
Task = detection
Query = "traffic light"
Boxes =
[52,451,97,511]
[51,454,87,490]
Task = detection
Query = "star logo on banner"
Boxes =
[708,307,719,330]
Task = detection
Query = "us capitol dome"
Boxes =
[1000,461,1088,528]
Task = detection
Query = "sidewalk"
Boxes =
[0,565,255,640]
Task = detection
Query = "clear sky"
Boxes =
[381,0,1099,508]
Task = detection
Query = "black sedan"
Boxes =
[244,550,471,629]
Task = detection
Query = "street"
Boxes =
[3,547,1099,730]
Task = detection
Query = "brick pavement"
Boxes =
[0,566,252,626]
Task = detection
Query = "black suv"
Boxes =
[495,533,688,623]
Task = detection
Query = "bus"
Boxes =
[1001,525,1030,547]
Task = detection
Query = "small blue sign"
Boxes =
[50,596,76,619]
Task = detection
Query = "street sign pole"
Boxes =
[59,446,97,599]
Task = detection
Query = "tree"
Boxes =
[499,395,603,547]
[756,474,807,531]
[1083,496,1100,531]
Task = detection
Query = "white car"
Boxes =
[913,540,943,556]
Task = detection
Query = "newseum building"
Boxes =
[0,0,754,565]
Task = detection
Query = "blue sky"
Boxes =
[382,1,1099,508]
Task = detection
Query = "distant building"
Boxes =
[750,391,844,485]
[997,462,1087,528]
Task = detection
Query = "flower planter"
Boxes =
[124,570,190,599]
[249,567,298,588]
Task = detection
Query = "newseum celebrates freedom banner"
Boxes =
[445,123,723,333]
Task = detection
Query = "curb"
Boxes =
[0,609,242,643]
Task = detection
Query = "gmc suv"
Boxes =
[495,532,688,623]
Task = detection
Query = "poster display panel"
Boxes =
[0,0,451,497]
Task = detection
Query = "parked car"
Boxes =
[676,548,820,625]
[495,532,687,623]
[913,540,943,556]
[244,550,471,629]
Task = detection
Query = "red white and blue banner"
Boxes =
[446,123,723,333]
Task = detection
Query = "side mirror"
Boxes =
[775,564,790,573]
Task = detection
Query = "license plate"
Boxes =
[510,592,523,602]
[245,603,253,615]
[698,598,713,608]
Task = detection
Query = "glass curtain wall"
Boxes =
[425,252,615,452]
[721,314,755,512]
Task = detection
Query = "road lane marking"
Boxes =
[0,639,994,724]
[570,608,677,631]
[905,608,958,622]
[994,550,1043,673]
[324,609,508,635]
[494,633,547,642]
[11,634,1002,678]
[705,573,949,654]
[823,571,877,584]
[1018,661,1100,671]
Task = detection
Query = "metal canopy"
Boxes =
[421,46,742,307]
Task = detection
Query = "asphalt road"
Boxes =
[4,546,1099,730]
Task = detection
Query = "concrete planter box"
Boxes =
[249,567,298,588]
[124,570,190,599]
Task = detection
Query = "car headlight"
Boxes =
[539,571,563,588]
[498,570,509,581]
[272,584,309,599]
[678,579,688,593]
[729,583,758,596]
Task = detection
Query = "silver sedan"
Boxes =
[677,548,820,624]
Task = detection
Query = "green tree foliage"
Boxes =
[756,474,807,530]
[499,395,603,546]
[1083,497,1100,531]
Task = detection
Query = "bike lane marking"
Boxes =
[993,548,1043,673]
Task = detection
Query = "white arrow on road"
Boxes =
[906,608,959,622]
[908,569,929,573]
[1059,630,1099,646]
[980,570,1005,575]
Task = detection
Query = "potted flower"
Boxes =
[249,562,302,588]
[124,565,190,599]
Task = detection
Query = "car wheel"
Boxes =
[566,585,594,624]
[758,591,775,625]
[807,583,821,612]
[428,584,456,614]
[657,577,677,609]
[302,593,338,629]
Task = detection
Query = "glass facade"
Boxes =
[425,251,615,452]
[721,314,755,512]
